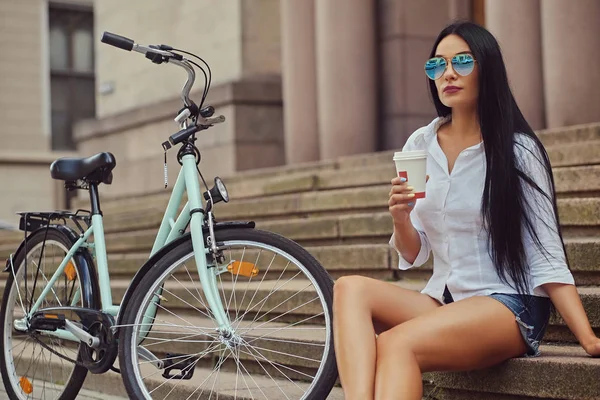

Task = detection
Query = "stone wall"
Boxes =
[0,0,49,151]
[0,0,69,225]
[74,78,283,199]
[95,0,281,118]
[377,0,471,150]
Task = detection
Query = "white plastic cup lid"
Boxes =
[393,150,427,161]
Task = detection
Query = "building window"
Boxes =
[49,3,95,151]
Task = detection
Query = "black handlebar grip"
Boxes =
[101,32,135,51]
[169,126,200,146]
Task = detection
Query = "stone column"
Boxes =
[485,0,544,130]
[541,0,600,128]
[315,0,377,159]
[449,0,472,20]
[280,0,319,164]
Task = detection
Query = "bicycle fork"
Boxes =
[139,154,232,341]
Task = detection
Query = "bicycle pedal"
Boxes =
[161,353,197,380]
[29,312,66,331]
[228,261,259,278]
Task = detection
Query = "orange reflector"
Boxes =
[19,377,33,394]
[64,261,77,281]
[228,261,259,278]
[43,314,59,319]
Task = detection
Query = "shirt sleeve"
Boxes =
[388,128,432,270]
[515,135,575,292]
[389,209,431,270]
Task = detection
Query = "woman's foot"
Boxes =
[583,337,600,357]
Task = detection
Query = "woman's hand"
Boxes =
[583,336,600,357]
[388,175,428,226]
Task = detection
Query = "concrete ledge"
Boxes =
[536,121,600,146]
[74,77,282,141]
[425,344,600,399]
[0,150,76,165]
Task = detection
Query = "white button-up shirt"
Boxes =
[389,117,574,305]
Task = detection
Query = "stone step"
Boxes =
[11,337,344,399]
[5,268,600,400]
[68,159,600,225]
[425,344,599,400]
[89,188,600,235]
[8,306,600,399]
[2,191,599,253]
[2,275,597,345]
[535,121,600,146]
[0,241,396,280]
[333,140,600,171]
[1,237,598,284]
[546,140,600,167]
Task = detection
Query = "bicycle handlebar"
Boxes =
[101,31,196,107]
[101,32,134,51]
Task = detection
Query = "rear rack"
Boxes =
[18,210,91,235]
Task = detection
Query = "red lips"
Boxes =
[443,85,461,93]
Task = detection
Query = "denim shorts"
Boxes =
[442,286,552,357]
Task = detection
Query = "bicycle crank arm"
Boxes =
[65,320,100,348]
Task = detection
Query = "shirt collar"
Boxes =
[426,115,484,152]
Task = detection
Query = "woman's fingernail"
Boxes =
[407,193,415,198]
[400,177,407,182]
[408,202,415,207]
[407,186,414,191]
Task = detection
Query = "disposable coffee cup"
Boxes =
[393,150,427,199]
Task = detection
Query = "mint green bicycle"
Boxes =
[0,32,338,400]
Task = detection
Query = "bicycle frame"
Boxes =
[22,153,232,343]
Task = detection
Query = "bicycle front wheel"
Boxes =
[119,228,338,399]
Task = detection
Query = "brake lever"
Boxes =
[198,115,226,126]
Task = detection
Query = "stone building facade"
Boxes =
[0,0,599,225]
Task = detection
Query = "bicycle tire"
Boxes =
[119,227,338,399]
[0,228,96,400]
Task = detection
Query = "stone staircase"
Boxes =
[0,121,599,399]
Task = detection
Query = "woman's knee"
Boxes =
[376,329,413,359]
[333,275,370,306]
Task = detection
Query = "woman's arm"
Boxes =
[514,135,599,356]
[392,222,423,265]
[542,282,600,356]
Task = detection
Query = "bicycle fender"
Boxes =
[3,225,101,309]
[116,220,255,327]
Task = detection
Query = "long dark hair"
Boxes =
[427,21,568,300]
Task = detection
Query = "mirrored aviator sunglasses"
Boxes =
[424,54,476,80]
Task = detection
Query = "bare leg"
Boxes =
[374,296,528,400]
[333,276,441,400]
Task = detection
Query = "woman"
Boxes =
[332,21,600,400]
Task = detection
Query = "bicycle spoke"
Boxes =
[242,312,325,346]
[237,345,315,381]
[226,247,246,315]
[171,273,215,321]
[184,264,218,322]
[228,347,268,400]
[232,249,262,328]
[247,287,317,332]
[240,343,291,400]
[233,270,302,330]
[232,256,287,330]
[208,347,227,400]
[158,285,215,323]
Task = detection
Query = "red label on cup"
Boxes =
[398,171,408,180]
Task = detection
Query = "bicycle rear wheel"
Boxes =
[119,228,338,399]
[0,228,95,400]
